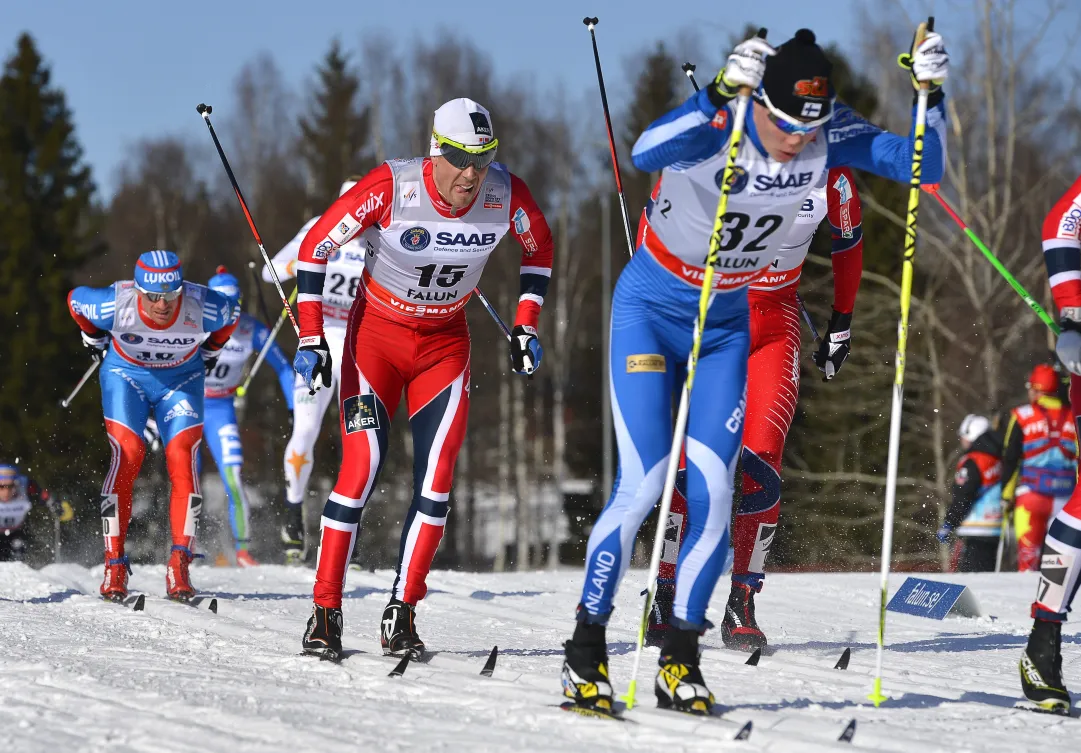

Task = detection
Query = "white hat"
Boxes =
[959,414,990,443]
[339,179,357,197]
[429,98,495,156]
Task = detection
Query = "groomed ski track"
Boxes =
[1,565,1077,752]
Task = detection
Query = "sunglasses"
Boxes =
[140,289,182,303]
[433,132,498,171]
[755,87,833,136]
[0,482,16,490]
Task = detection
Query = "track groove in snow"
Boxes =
[1,564,1077,751]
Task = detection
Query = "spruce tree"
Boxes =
[0,33,106,491]
[298,40,372,209]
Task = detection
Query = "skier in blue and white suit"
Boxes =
[561,27,950,715]
[201,266,295,565]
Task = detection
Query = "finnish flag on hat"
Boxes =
[430,98,495,155]
[134,250,184,293]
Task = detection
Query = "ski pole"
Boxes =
[622,30,766,710]
[995,506,1009,572]
[196,104,300,338]
[682,61,821,342]
[870,16,934,708]
[583,17,635,258]
[246,260,275,325]
[473,287,512,342]
[236,288,298,398]
[60,356,101,408]
[925,186,1059,334]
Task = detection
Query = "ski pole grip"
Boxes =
[583,16,598,26]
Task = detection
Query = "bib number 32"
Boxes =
[706,212,783,263]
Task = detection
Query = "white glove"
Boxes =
[716,37,776,97]
[1056,329,1081,375]
[912,32,949,85]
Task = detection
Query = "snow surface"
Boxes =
[1,564,1077,752]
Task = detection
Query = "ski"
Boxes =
[480,645,498,677]
[557,701,634,723]
[835,648,851,670]
[838,718,857,742]
[388,654,410,677]
[101,593,144,610]
[745,648,762,666]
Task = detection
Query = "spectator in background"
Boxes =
[938,415,1004,572]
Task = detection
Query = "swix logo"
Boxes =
[354,191,385,222]
[754,171,813,192]
[793,76,828,97]
[435,231,497,247]
[163,399,199,422]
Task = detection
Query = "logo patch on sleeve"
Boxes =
[626,354,666,373]
[344,394,380,433]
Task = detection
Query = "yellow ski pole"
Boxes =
[869,16,935,708]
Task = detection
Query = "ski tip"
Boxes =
[133,594,145,612]
[835,647,851,670]
[745,648,762,666]
[208,598,218,614]
[734,720,753,740]
[388,654,410,678]
[480,645,498,677]
[838,718,857,743]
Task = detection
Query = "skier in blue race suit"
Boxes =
[68,250,239,601]
[561,27,950,715]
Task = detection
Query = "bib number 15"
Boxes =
[415,263,468,288]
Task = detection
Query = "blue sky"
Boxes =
[6,1,1079,199]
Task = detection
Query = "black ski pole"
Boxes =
[196,103,300,337]
[583,17,635,258]
[246,260,275,325]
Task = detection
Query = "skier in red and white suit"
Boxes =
[293,98,553,661]
[645,167,864,650]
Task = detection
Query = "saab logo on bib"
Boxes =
[714,165,749,194]
[400,227,431,251]
[344,394,380,433]
[435,231,497,247]
[754,171,814,192]
[120,333,144,344]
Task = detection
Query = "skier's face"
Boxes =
[753,102,819,163]
[139,291,181,325]
[0,481,15,501]
[431,156,489,211]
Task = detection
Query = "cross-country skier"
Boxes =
[1019,175,1081,714]
[293,98,553,661]
[1000,363,1077,571]
[67,251,239,601]
[561,27,949,716]
[643,164,865,652]
[262,181,367,565]
[0,463,60,562]
[936,415,1003,572]
[201,266,295,565]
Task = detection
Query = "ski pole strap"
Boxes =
[926,187,1059,334]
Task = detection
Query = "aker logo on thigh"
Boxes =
[344,394,380,434]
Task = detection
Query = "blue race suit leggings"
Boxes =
[202,396,253,552]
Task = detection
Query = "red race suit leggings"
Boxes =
[661,288,801,592]
[313,296,470,609]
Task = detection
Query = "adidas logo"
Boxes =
[163,399,199,423]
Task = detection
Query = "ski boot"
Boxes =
[100,555,131,602]
[235,549,258,567]
[561,620,614,715]
[380,598,425,658]
[281,502,306,565]
[645,579,675,648]
[721,580,768,651]
[656,627,714,715]
[1020,618,1072,715]
[166,545,197,602]
[303,604,344,661]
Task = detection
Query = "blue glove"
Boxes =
[294,336,333,392]
[935,523,953,544]
[509,325,543,375]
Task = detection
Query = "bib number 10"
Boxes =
[415,263,468,288]
[705,212,783,263]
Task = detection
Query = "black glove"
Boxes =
[811,310,852,381]
[509,325,543,375]
[1055,308,1081,375]
[294,336,333,392]
[81,330,108,358]
[200,346,220,376]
